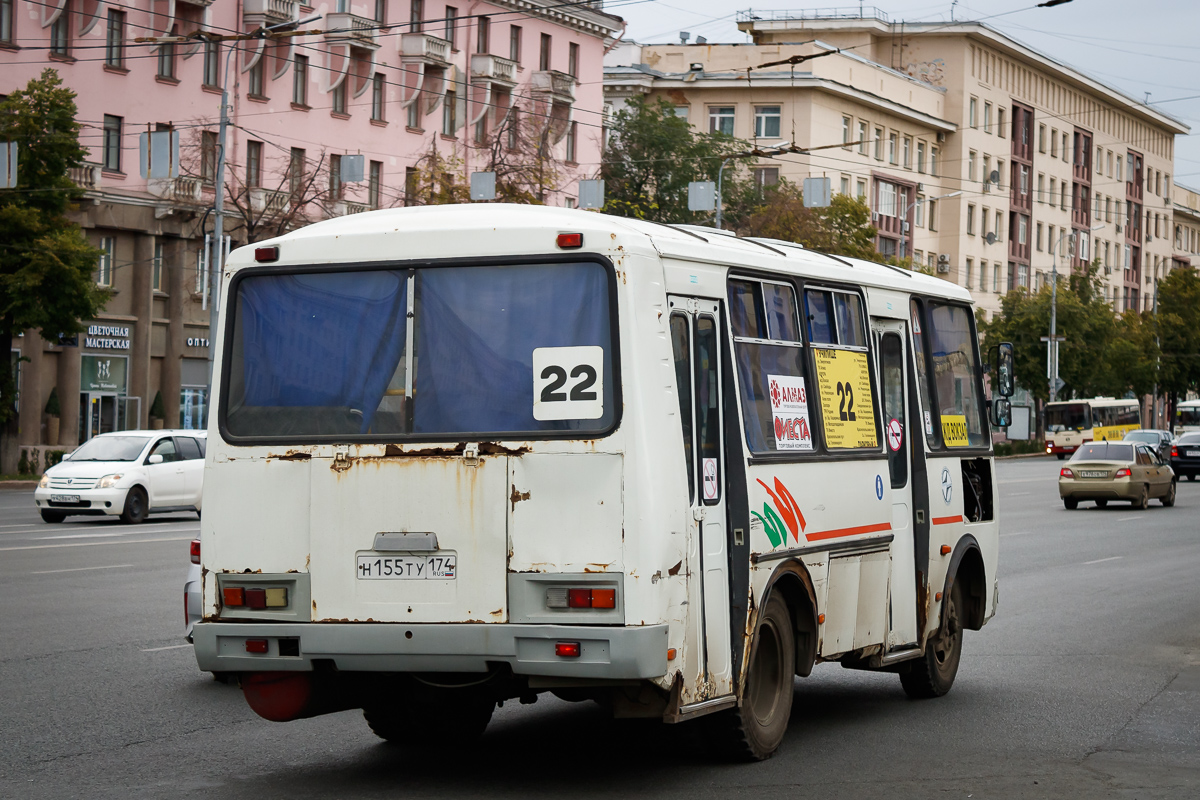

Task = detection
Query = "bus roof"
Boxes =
[236,204,973,304]
[1046,398,1140,407]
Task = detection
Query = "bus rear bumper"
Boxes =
[192,621,669,680]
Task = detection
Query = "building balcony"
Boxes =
[326,200,369,218]
[401,33,451,67]
[69,162,102,190]
[344,201,369,215]
[243,0,297,26]
[471,54,517,87]
[147,176,204,204]
[177,0,215,6]
[531,70,575,104]
[325,12,378,50]
[250,187,290,217]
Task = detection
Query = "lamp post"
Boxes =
[899,190,962,261]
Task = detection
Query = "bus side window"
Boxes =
[670,312,695,502]
[880,333,907,488]
[695,315,721,504]
[910,300,940,448]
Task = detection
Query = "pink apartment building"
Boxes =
[1,0,622,462]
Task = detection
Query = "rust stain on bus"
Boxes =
[272,451,312,461]
[509,486,531,511]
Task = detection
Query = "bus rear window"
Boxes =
[1046,403,1090,432]
[222,262,615,440]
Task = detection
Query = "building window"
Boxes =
[105,10,125,67]
[203,41,219,87]
[201,130,217,183]
[443,89,457,135]
[968,151,977,182]
[332,82,347,115]
[917,141,926,173]
[878,181,897,217]
[371,73,385,121]
[993,264,1000,293]
[293,55,308,106]
[50,1,70,56]
[903,136,912,168]
[97,237,114,286]
[102,115,122,172]
[995,210,1003,240]
[965,259,973,289]
[1050,128,1058,158]
[914,195,925,227]
[888,132,898,165]
[751,168,778,193]
[568,42,579,78]
[443,7,457,48]
[928,200,938,232]
[375,0,386,22]
[842,116,851,147]
[509,25,521,63]
[998,106,1006,138]
[565,121,577,162]
[539,33,551,71]
[157,37,176,80]
[1117,155,1123,182]
[967,204,975,235]
[476,15,489,53]
[407,96,421,129]
[873,127,883,160]
[369,160,382,209]
[404,166,419,206]
[983,101,992,133]
[1062,132,1068,162]
[289,148,306,196]
[0,0,14,46]
[969,97,978,128]
[1037,222,1044,251]
[856,179,866,200]
[246,140,262,188]
[857,121,867,154]
[755,106,781,139]
[709,107,735,136]
[248,58,264,97]
[410,0,423,33]
[1018,215,1027,245]
[983,155,991,191]
[1038,124,1046,153]
[329,154,342,199]
[840,175,850,197]
[152,242,164,292]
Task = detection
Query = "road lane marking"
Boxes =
[1116,516,1141,522]
[1000,531,1034,537]
[1007,492,1032,496]
[31,563,134,575]
[34,531,175,541]
[1082,556,1124,565]
[141,644,192,653]
[0,536,192,552]
[1,523,199,537]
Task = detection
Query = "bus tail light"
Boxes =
[245,588,267,610]
[1060,468,1074,478]
[1172,446,1178,457]
[591,589,616,609]
[190,539,201,565]
[555,642,581,658]
[223,587,245,607]
[245,639,269,654]
[1045,441,1053,453]
[254,246,279,262]
[556,233,583,249]
[546,587,616,609]
[1114,467,1132,478]
[567,588,591,608]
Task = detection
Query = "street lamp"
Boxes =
[1047,222,1104,402]
[899,191,962,261]
[715,141,790,230]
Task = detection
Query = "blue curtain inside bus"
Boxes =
[413,263,611,435]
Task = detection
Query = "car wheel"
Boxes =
[119,486,149,524]
[717,593,794,761]
[40,510,66,523]
[901,581,964,700]
[1132,484,1149,510]
[1162,480,1177,507]
[1095,499,1108,508]
[1063,497,1078,510]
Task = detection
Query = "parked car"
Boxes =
[1123,429,1174,462]
[34,430,207,523]
[1170,431,1200,481]
[1059,441,1176,509]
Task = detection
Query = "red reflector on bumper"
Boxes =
[245,639,269,654]
[555,642,581,658]
[223,587,245,607]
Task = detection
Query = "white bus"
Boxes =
[1176,399,1200,434]
[1044,398,1141,459]
[193,206,1013,760]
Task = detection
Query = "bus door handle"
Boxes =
[692,507,707,521]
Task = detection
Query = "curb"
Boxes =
[0,481,39,489]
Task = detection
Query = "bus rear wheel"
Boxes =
[900,582,963,699]
[722,593,794,761]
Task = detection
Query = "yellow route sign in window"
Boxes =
[813,348,878,449]
[941,414,970,447]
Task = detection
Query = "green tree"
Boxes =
[1157,265,1200,421]
[601,96,752,224]
[0,70,108,466]
[737,184,880,260]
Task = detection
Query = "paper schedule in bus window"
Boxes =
[813,348,878,449]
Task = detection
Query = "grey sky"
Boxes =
[612,0,1200,184]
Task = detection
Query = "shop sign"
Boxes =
[186,337,211,348]
[85,324,131,351]
[81,355,128,393]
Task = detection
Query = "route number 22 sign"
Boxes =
[532,346,605,421]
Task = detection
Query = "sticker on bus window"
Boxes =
[532,346,604,421]
[767,374,813,451]
[812,349,878,449]
[702,458,719,500]
[941,414,970,447]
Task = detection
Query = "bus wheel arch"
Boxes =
[942,536,986,633]
[758,561,819,679]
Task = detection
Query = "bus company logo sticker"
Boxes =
[752,477,805,548]
[767,374,813,451]
[875,474,884,500]
[941,468,953,504]
[702,458,718,501]
[886,418,903,452]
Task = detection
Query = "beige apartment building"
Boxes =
[604,9,1190,319]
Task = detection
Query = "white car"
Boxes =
[35,430,207,524]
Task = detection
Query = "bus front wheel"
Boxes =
[722,593,794,761]
[900,582,963,699]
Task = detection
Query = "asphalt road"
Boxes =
[1,457,1198,798]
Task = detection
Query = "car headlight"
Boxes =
[96,473,123,489]
[39,474,50,488]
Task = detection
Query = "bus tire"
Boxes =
[900,581,963,699]
[364,696,494,745]
[723,593,794,761]
[119,487,149,524]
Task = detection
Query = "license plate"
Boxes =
[50,494,80,503]
[1079,471,1108,479]
[1187,450,1200,458]
[356,553,457,580]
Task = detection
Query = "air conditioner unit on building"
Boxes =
[937,132,946,143]
[1115,223,1122,233]
[936,254,950,274]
